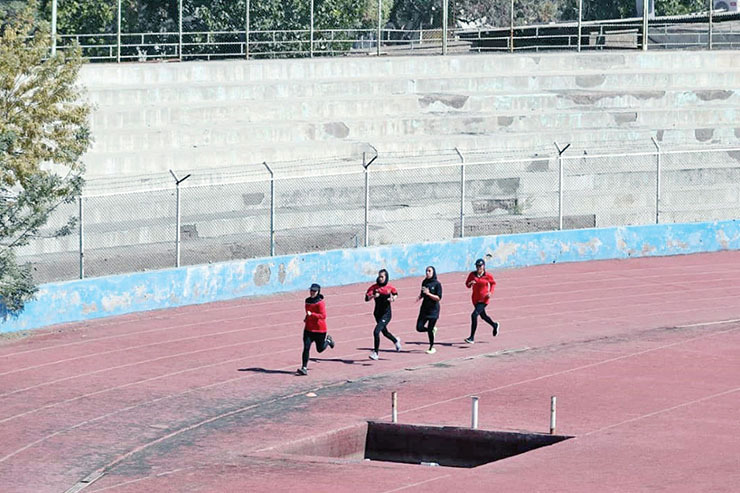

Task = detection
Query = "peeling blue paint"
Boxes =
[2,220,739,333]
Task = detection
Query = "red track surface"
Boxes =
[1,251,739,492]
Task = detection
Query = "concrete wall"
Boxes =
[3,219,739,334]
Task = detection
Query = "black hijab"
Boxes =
[377,269,389,287]
[421,266,437,287]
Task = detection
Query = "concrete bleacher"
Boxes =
[19,50,740,280]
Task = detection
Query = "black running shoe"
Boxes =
[326,334,335,349]
[492,321,500,337]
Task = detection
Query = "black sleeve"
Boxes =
[435,281,442,300]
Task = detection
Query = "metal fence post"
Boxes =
[509,0,514,53]
[245,0,251,59]
[170,170,191,267]
[178,0,183,60]
[310,0,315,57]
[377,0,382,56]
[642,0,649,51]
[554,142,571,231]
[79,196,84,279]
[362,150,378,247]
[51,0,58,56]
[652,137,661,224]
[708,0,713,50]
[442,0,449,55]
[117,0,122,63]
[577,0,583,52]
[455,147,465,238]
[263,162,275,256]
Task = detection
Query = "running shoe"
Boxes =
[464,337,475,344]
[395,338,402,352]
[297,367,308,375]
[492,321,500,337]
[369,351,379,360]
[326,334,335,349]
[425,347,436,354]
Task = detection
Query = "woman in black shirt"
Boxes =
[416,266,442,354]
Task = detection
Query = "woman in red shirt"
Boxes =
[365,269,402,360]
[298,283,335,375]
[464,259,500,344]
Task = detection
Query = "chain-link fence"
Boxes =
[45,0,740,62]
[14,145,740,284]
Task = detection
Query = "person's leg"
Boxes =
[301,331,312,369]
[479,306,496,328]
[426,318,437,349]
[373,320,384,353]
[315,332,328,353]
[416,314,428,333]
[468,303,484,340]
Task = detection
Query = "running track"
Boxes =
[1,251,739,492]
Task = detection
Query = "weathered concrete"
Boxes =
[3,219,740,333]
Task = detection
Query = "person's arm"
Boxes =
[365,285,376,302]
[465,272,475,288]
[312,300,327,320]
[389,286,398,302]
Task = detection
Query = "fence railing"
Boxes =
[48,0,740,63]
[18,145,740,284]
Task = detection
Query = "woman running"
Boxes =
[298,283,335,375]
[416,265,442,354]
[464,259,500,344]
[365,269,401,360]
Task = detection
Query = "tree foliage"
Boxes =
[0,1,90,313]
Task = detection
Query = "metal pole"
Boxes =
[175,183,181,267]
[642,0,649,51]
[652,137,661,224]
[549,396,557,434]
[364,153,369,247]
[310,0,315,57]
[455,147,465,238]
[179,0,183,60]
[509,0,514,53]
[577,0,583,52]
[392,391,398,423]
[51,0,58,56]
[246,0,251,59]
[442,0,449,55]
[554,142,570,231]
[170,170,191,268]
[471,396,479,429]
[377,0,382,56]
[708,0,713,50]
[79,196,84,279]
[263,162,275,256]
[117,0,122,63]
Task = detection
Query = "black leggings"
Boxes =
[302,330,329,367]
[416,315,438,349]
[373,311,398,352]
[469,302,495,339]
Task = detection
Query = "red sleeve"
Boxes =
[366,284,377,299]
[487,273,496,291]
[390,284,398,296]
[313,300,327,320]
[465,272,474,286]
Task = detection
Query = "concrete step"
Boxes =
[89,89,740,130]
[81,127,740,180]
[86,107,740,154]
[78,51,740,87]
[84,70,740,107]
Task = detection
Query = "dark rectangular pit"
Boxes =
[278,421,572,468]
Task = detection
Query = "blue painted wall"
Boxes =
[2,220,739,333]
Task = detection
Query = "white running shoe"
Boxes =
[369,351,379,360]
[297,367,308,375]
[395,338,402,351]
[425,347,437,354]
[464,337,475,344]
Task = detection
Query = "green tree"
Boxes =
[0,1,91,313]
